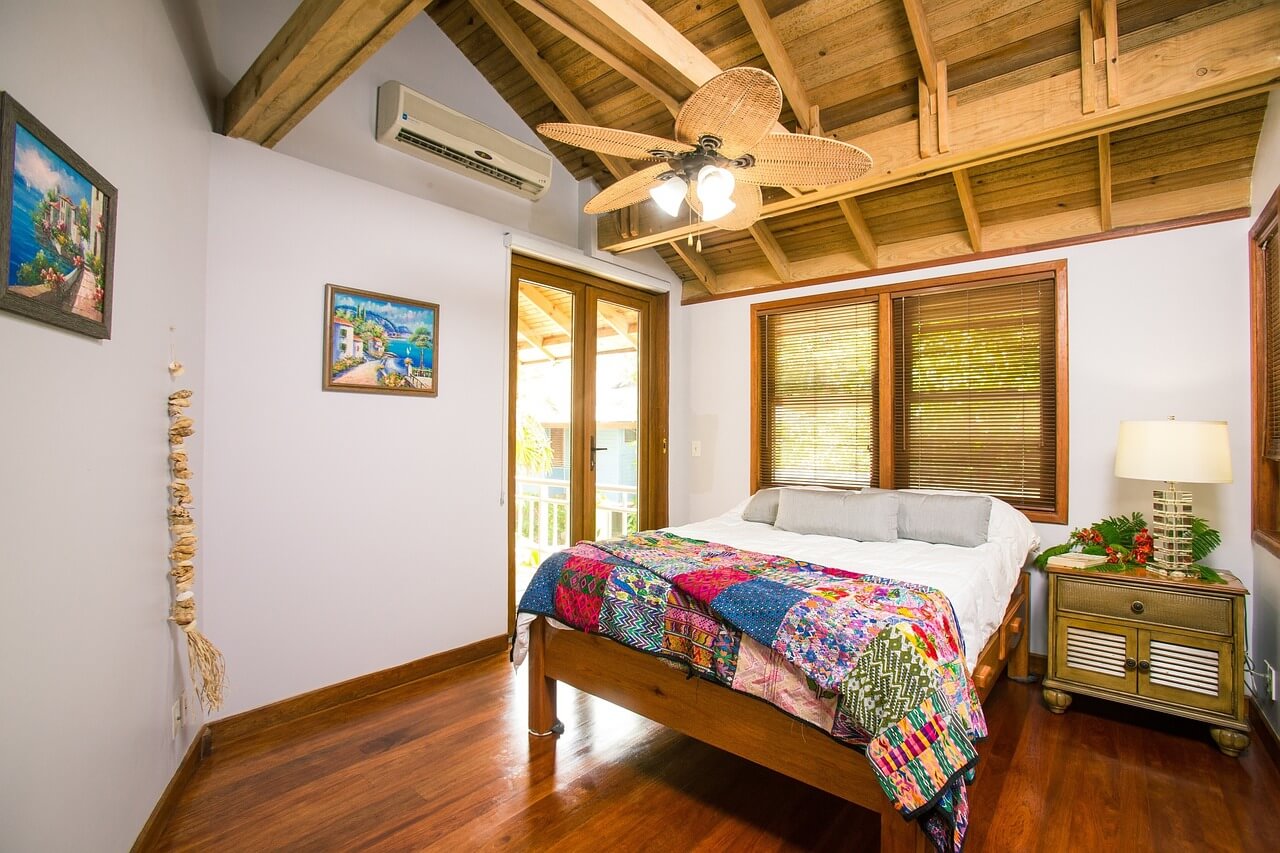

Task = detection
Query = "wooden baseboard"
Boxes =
[131,634,507,851]
[208,634,508,746]
[130,726,210,853]
[1249,697,1280,769]
[1028,652,1047,678]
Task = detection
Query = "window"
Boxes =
[752,261,1067,522]
[756,300,879,489]
[1251,185,1280,554]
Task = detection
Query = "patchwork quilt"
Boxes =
[517,532,986,853]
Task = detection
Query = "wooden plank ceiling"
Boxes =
[429,0,1279,302]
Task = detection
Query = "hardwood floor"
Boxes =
[158,653,1280,852]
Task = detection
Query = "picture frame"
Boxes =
[1,92,117,339]
[323,283,439,397]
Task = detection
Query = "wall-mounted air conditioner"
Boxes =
[375,81,552,200]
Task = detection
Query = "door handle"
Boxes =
[589,435,608,471]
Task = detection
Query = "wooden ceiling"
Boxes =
[427,0,1279,302]
[221,1,1279,303]
[516,281,639,362]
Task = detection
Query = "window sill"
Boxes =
[1024,508,1067,525]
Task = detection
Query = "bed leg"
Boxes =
[879,802,927,853]
[1008,573,1032,682]
[528,617,562,736]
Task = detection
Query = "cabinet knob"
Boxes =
[1130,600,1145,614]
[1124,657,1137,671]
[1137,660,1150,673]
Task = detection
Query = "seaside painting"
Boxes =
[0,92,117,339]
[323,284,439,397]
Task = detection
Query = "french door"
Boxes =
[508,255,668,627]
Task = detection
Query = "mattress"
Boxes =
[663,492,1039,670]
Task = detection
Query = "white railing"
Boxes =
[514,477,638,569]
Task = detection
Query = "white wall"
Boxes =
[679,221,1254,656]
[0,1,212,849]
[1251,87,1280,734]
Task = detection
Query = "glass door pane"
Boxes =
[514,280,575,595]
[591,300,641,540]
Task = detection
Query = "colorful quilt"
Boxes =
[517,532,986,853]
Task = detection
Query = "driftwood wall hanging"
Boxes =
[168,388,226,712]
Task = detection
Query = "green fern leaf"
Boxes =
[1190,517,1221,563]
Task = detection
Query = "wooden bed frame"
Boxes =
[527,571,1030,853]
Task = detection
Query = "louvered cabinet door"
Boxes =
[1052,615,1138,693]
[1136,629,1234,715]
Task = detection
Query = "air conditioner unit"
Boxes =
[376,81,552,200]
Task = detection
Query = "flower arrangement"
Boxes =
[1034,511,1224,583]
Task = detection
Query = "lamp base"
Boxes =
[1150,485,1195,578]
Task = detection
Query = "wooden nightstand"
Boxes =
[1041,563,1250,756]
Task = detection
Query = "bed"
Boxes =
[514,489,1038,853]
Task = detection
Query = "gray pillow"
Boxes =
[742,488,783,524]
[774,488,899,542]
[864,488,991,547]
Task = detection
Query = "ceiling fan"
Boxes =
[537,67,872,236]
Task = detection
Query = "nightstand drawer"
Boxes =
[1057,577,1232,635]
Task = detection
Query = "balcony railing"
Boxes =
[514,477,638,572]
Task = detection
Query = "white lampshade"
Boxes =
[1114,419,1233,484]
[696,165,736,221]
[649,175,687,217]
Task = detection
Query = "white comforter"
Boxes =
[665,494,1039,670]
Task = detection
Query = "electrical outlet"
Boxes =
[171,698,182,739]
[1268,661,1277,702]
[691,440,702,457]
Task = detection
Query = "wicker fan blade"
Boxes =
[733,133,873,187]
[583,164,674,214]
[537,123,695,160]
[675,67,782,159]
[687,181,762,231]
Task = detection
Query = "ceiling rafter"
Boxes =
[952,169,982,252]
[224,0,433,147]
[505,0,681,117]
[597,302,638,346]
[737,0,814,133]
[595,5,1280,254]
[748,223,792,282]
[517,319,559,362]
[670,241,719,293]
[520,286,574,336]
[1079,10,1097,115]
[1098,132,1113,231]
[837,198,878,269]
[468,0,631,180]
[901,0,939,95]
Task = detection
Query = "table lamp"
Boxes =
[1114,418,1232,577]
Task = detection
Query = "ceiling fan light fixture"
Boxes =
[649,174,687,217]
[696,165,736,221]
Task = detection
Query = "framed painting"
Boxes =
[323,284,439,397]
[0,92,117,339]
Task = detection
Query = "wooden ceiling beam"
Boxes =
[597,302,638,347]
[737,0,814,132]
[952,169,982,252]
[901,0,939,95]
[1079,10,1097,115]
[520,286,574,336]
[1102,0,1121,108]
[748,223,792,282]
[516,320,559,362]
[224,0,432,147]
[505,0,681,117]
[597,4,1280,253]
[1098,132,1113,231]
[469,0,631,180]
[838,198,878,269]
[671,241,720,293]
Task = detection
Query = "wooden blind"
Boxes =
[758,300,879,489]
[893,279,1058,512]
[1265,232,1280,460]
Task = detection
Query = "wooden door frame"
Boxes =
[507,254,669,632]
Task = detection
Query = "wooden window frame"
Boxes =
[1250,184,1280,558]
[751,260,1069,524]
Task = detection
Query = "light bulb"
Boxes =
[696,165,736,222]
[648,175,687,217]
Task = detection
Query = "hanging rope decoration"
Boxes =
[167,389,226,712]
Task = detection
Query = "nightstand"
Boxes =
[1041,563,1250,756]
